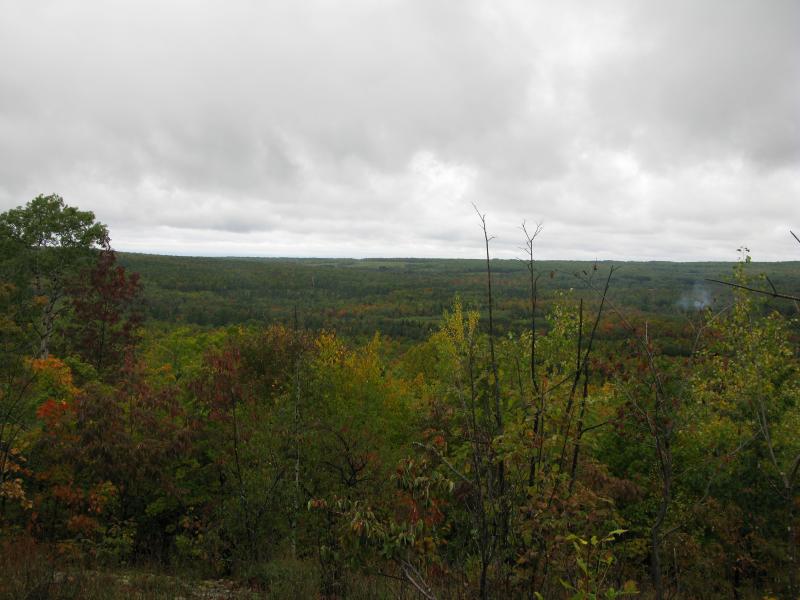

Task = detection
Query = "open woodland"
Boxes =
[2,196,800,598]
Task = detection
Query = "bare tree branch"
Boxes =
[705,278,800,303]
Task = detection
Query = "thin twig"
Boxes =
[706,278,800,302]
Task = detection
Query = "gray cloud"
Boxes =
[0,0,798,260]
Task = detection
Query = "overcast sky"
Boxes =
[1,1,798,260]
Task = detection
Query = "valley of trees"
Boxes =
[1,195,799,598]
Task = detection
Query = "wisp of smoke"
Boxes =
[677,283,712,311]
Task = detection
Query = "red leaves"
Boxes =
[35,398,72,423]
[308,498,328,510]
[64,249,143,376]
[199,346,244,420]
[66,514,100,536]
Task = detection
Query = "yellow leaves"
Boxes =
[443,298,466,347]
[438,298,480,356]
[87,481,118,515]
[415,535,436,553]
[0,445,32,509]
[315,331,341,353]
[29,356,80,400]
[0,478,32,510]
[622,580,639,594]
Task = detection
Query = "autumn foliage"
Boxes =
[1,198,799,599]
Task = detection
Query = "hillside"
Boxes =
[119,252,800,339]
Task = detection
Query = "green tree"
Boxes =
[693,263,800,596]
[0,195,109,359]
[0,283,37,521]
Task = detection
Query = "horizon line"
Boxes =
[114,250,800,264]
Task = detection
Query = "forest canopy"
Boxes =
[1,196,799,599]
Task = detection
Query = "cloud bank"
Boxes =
[1,0,798,259]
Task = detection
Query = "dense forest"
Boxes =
[118,252,800,342]
[2,195,799,599]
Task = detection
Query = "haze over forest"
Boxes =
[1,0,798,260]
